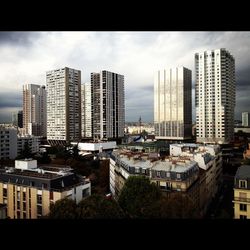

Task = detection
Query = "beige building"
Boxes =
[110,150,200,213]
[0,159,91,219]
[23,84,47,137]
[110,143,222,217]
[170,143,222,215]
[233,165,250,219]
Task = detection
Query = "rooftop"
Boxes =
[235,165,250,179]
[151,159,198,173]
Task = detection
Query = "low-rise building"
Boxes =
[110,150,200,212]
[0,159,91,219]
[233,165,250,219]
[110,143,222,217]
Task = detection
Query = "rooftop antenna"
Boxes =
[139,116,142,135]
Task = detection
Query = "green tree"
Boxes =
[160,194,200,219]
[77,194,125,219]
[118,176,161,218]
[49,198,77,219]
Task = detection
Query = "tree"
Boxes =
[118,176,161,218]
[48,198,77,219]
[160,193,200,219]
[77,194,125,219]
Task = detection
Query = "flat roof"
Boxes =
[152,160,197,173]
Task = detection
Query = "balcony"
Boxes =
[234,197,250,203]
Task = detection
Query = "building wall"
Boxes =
[0,181,91,219]
[81,82,92,138]
[154,67,192,140]
[0,126,17,160]
[195,49,235,144]
[242,112,250,127]
[23,84,47,137]
[234,188,250,219]
[17,136,41,155]
[46,67,81,144]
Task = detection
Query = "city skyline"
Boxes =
[0,32,250,122]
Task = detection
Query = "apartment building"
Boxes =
[0,159,91,219]
[91,70,125,140]
[0,125,17,160]
[195,49,235,144]
[233,165,250,219]
[170,143,222,215]
[23,84,47,137]
[46,67,81,145]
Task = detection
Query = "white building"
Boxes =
[23,84,47,137]
[242,112,250,127]
[77,141,117,152]
[46,67,81,145]
[91,70,125,140]
[154,67,192,140]
[0,125,17,160]
[195,49,235,144]
[81,82,92,138]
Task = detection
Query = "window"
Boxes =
[23,202,26,211]
[23,192,26,201]
[240,215,247,219]
[240,203,247,211]
[17,201,20,210]
[37,205,42,215]
[239,180,247,189]
[82,189,89,198]
[37,194,42,205]
[3,188,7,197]
[49,191,54,200]
[177,173,181,179]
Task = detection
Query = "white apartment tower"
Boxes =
[195,49,235,144]
[242,112,250,127]
[23,84,47,137]
[91,70,125,140]
[81,82,92,138]
[46,67,81,145]
[154,67,192,140]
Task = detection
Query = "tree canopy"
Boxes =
[118,176,161,218]
[49,198,78,219]
[77,194,125,219]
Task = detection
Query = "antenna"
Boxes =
[139,116,142,134]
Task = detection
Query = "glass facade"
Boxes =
[154,67,192,140]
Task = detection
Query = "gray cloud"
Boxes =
[0,32,41,46]
[0,92,22,108]
[0,32,250,123]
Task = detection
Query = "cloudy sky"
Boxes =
[0,31,249,123]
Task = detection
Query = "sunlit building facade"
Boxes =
[154,67,192,140]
